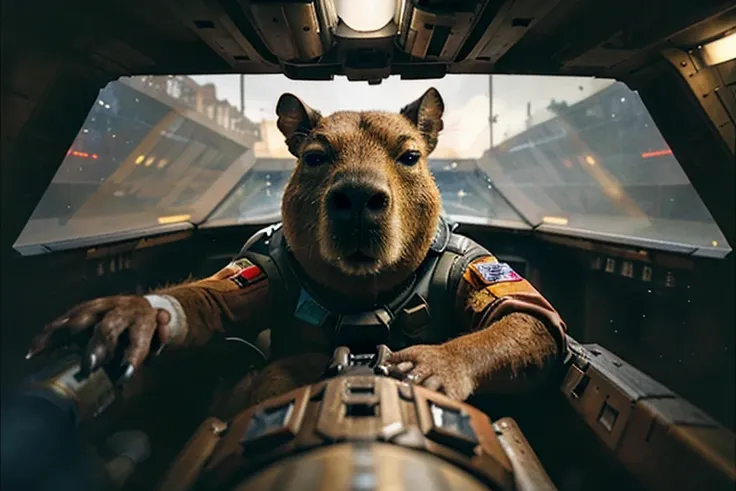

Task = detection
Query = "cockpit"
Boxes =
[13,74,730,259]
[1,1,734,491]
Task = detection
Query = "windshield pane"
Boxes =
[484,78,729,254]
[208,158,527,228]
[14,76,259,253]
[15,73,730,257]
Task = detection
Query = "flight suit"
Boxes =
[161,217,567,410]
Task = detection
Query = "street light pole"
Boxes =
[488,74,493,148]
[240,74,245,115]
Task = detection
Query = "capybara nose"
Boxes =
[327,179,390,223]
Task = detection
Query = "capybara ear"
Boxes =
[399,87,445,154]
[276,93,323,157]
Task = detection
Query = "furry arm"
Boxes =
[153,258,270,348]
[449,256,567,395]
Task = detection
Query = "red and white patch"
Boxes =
[229,264,265,288]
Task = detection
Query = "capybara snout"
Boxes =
[325,172,393,261]
[326,175,391,225]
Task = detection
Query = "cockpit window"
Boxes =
[14,74,731,257]
[13,76,261,254]
[205,158,527,230]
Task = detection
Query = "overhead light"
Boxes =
[584,155,597,166]
[542,216,569,226]
[698,31,736,67]
[336,0,395,32]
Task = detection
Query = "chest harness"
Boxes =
[236,216,491,358]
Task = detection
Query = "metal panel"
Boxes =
[250,1,335,61]
[562,337,736,491]
[399,3,477,61]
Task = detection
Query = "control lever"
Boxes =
[324,344,408,382]
[1,349,127,491]
[23,348,135,426]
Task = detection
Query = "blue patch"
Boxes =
[471,262,523,285]
[294,289,329,326]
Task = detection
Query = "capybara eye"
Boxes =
[397,150,420,166]
[302,151,328,167]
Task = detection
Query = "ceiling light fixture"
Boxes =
[335,0,396,32]
[697,30,736,67]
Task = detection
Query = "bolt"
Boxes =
[211,421,228,435]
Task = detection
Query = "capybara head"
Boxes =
[277,88,444,298]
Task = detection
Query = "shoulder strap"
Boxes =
[239,224,303,304]
[235,223,304,358]
[236,223,282,258]
[237,224,282,293]
[234,217,465,351]
[444,233,492,295]
[428,215,452,254]
[382,215,451,314]
[427,231,492,341]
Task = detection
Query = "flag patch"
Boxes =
[470,262,522,286]
[230,264,265,288]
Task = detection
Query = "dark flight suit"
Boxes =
[162,217,567,410]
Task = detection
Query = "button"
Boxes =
[426,402,478,454]
[240,401,295,447]
[401,294,430,339]
[597,401,619,433]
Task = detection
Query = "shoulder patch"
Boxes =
[229,261,265,288]
[471,261,523,286]
[462,256,536,299]
[209,258,255,281]
[209,258,266,287]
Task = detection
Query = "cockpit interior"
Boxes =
[1,1,734,490]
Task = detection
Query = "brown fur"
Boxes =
[388,313,558,400]
[269,89,561,402]
[449,312,558,394]
[278,89,444,301]
[32,89,561,410]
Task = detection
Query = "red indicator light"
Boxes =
[641,149,673,158]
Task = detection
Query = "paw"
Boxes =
[387,344,474,401]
